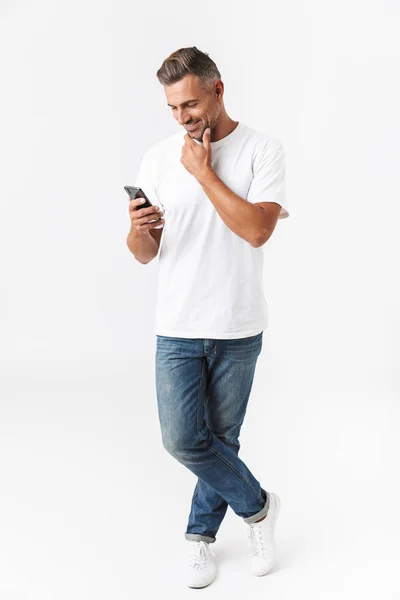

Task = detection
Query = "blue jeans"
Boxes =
[155,332,270,544]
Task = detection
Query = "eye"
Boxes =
[171,103,198,110]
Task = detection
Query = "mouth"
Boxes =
[185,120,201,131]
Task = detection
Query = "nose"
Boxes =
[176,109,190,125]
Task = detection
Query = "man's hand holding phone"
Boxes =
[129,198,165,235]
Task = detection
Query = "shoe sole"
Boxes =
[187,568,216,588]
[188,579,215,588]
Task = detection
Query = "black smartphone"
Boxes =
[124,186,162,223]
[124,186,152,209]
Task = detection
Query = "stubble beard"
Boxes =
[191,106,220,142]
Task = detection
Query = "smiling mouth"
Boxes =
[185,120,200,130]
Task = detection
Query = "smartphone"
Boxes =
[124,186,162,223]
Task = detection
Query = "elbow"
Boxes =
[251,229,270,248]
[136,256,153,265]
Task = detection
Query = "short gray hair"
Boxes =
[156,46,221,91]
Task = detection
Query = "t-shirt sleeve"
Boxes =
[246,138,289,219]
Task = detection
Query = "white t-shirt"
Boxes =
[129,122,289,339]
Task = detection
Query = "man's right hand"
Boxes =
[128,198,164,235]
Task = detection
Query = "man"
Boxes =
[126,46,289,588]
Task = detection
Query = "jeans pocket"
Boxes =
[223,332,263,362]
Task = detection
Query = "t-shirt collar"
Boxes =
[191,121,242,149]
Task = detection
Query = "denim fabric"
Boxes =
[155,332,270,544]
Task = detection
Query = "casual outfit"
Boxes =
[131,122,288,582]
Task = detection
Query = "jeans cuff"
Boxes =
[242,489,270,525]
[184,533,216,544]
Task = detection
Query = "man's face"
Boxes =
[164,73,221,141]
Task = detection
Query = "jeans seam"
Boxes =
[192,481,199,501]
[196,358,206,441]
[208,445,264,506]
[195,355,264,508]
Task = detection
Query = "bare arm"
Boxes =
[126,198,164,264]
[126,226,160,264]
[196,167,269,247]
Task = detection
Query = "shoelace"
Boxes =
[188,541,210,570]
[248,523,268,558]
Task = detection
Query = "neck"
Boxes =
[210,115,238,143]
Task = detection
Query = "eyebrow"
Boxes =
[167,99,199,108]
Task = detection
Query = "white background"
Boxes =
[1,0,399,598]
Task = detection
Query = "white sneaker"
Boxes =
[247,492,281,576]
[186,540,217,588]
